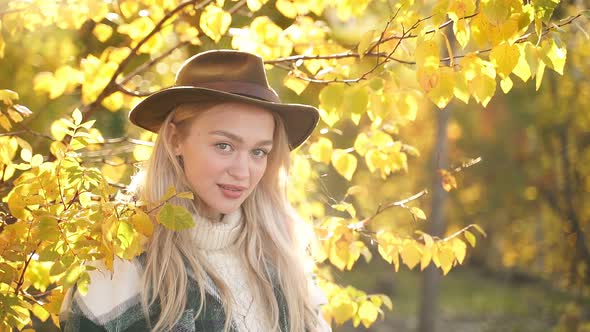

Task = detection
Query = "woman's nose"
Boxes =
[228,152,249,179]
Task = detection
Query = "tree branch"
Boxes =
[80,0,209,118]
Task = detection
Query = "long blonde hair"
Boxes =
[133,102,320,332]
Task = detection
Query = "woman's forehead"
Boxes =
[188,103,275,140]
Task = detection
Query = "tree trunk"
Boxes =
[417,108,449,332]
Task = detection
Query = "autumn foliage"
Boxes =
[0,0,586,330]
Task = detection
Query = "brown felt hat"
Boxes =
[129,49,319,150]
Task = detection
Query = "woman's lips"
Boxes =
[218,184,245,198]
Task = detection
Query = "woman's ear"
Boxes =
[167,123,182,156]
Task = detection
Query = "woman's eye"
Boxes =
[252,149,269,157]
[216,143,232,152]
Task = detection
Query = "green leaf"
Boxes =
[157,203,195,231]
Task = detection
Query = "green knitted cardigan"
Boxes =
[59,254,290,332]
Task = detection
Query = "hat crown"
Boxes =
[175,50,279,102]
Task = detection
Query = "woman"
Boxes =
[60,49,331,332]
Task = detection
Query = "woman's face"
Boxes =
[171,102,275,220]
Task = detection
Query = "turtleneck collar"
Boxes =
[190,207,244,251]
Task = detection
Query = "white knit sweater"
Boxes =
[191,208,272,332]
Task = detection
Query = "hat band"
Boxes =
[193,81,281,103]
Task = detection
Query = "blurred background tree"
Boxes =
[0,0,588,331]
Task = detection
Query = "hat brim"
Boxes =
[128,86,320,150]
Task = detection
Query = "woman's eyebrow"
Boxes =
[209,130,273,146]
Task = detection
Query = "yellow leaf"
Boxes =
[400,241,421,270]
[0,89,19,106]
[31,154,43,168]
[247,0,268,12]
[331,202,356,218]
[131,209,154,237]
[454,69,470,103]
[0,113,11,130]
[177,191,194,200]
[319,84,345,114]
[415,37,439,70]
[162,186,176,202]
[448,0,476,22]
[424,67,455,109]
[331,149,357,181]
[535,60,546,91]
[410,207,427,220]
[119,1,138,17]
[175,22,201,44]
[117,17,154,41]
[199,5,232,43]
[451,238,467,264]
[331,293,357,324]
[50,119,70,141]
[365,150,387,174]
[72,109,82,126]
[490,42,520,78]
[481,0,511,25]
[6,108,23,123]
[420,244,432,270]
[470,12,491,48]
[283,72,309,95]
[345,185,368,198]
[353,133,370,156]
[20,148,32,163]
[93,23,113,42]
[358,300,379,328]
[3,164,16,181]
[500,76,513,93]
[471,224,487,237]
[102,92,125,112]
[358,29,376,58]
[397,91,419,122]
[512,43,532,82]
[540,38,566,75]
[276,0,298,18]
[524,42,540,80]
[30,303,50,322]
[382,296,393,311]
[464,230,476,247]
[453,19,470,49]
[101,156,127,183]
[438,244,455,275]
[309,137,333,164]
[466,58,496,107]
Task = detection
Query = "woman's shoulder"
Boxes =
[61,256,145,328]
[80,257,143,314]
